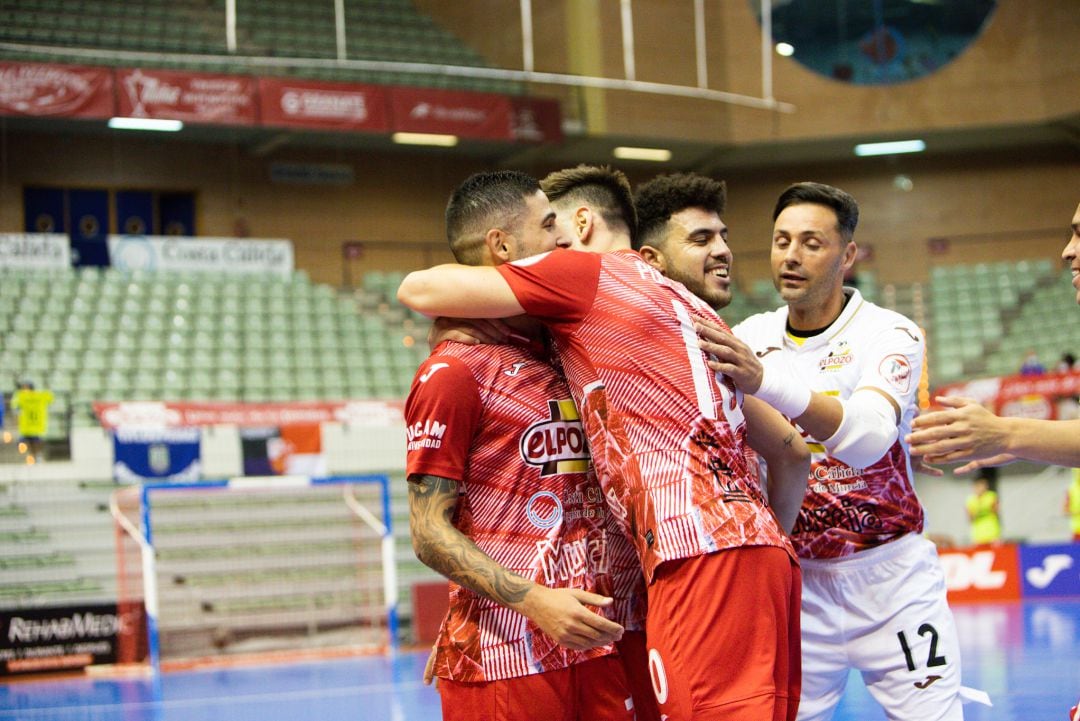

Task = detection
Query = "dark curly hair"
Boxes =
[633,173,726,250]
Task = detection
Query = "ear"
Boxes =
[841,240,858,271]
[638,244,667,273]
[484,228,511,263]
[574,207,594,245]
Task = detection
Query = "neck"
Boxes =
[787,287,849,331]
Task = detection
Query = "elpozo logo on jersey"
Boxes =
[818,341,854,373]
[519,399,589,476]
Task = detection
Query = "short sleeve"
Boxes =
[858,322,924,409]
[404,355,483,482]
[495,248,600,325]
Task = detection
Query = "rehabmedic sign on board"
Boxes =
[107,235,294,277]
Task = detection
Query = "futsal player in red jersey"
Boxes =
[406,170,637,721]
[400,165,811,721]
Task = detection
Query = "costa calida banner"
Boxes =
[107,235,294,277]
[0,233,72,269]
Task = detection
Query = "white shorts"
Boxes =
[797,533,965,721]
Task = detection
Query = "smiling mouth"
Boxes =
[707,267,730,281]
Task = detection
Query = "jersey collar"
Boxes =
[782,287,864,352]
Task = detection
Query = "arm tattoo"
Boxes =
[408,474,532,607]
[783,430,795,447]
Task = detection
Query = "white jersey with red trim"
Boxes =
[496,248,794,582]
[405,340,642,683]
[733,288,926,559]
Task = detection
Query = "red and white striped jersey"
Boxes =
[497,249,794,582]
[405,340,642,683]
[734,288,926,559]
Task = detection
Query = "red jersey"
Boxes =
[405,340,641,682]
[497,249,794,582]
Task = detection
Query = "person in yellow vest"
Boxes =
[10,381,54,460]
[966,475,1001,546]
[1066,469,1080,542]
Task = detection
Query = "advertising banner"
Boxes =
[258,77,388,132]
[94,400,405,430]
[938,544,1021,603]
[933,370,1080,421]
[1019,543,1080,599]
[107,235,294,276]
[0,62,113,119]
[116,68,257,125]
[0,603,141,676]
[113,427,202,483]
[0,233,71,269]
[390,87,513,140]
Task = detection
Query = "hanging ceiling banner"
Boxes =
[0,62,113,119]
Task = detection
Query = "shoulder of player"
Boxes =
[851,300,923,345]
[731,306,786,337]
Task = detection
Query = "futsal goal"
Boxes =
[110,474,398,673]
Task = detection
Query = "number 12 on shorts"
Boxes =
[897,623,947,672]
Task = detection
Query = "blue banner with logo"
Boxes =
[113,428,201,483]
[1019,543,1080,599]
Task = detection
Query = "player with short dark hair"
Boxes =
[406,170,637,721]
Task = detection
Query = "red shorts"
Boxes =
[616,630,661,721]
[438,654,634,721]
[645,546,801,721]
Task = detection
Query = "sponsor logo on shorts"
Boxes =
[406,418,446,451]
[519,399,589,476]
[879,354,913,393]
[914,675,943,689]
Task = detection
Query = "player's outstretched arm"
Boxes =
[397,265,524,319]
[408,474,623,651]
[742,396,810,533]
[907,396,1080,471]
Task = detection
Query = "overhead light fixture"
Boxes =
[775,42,795,57]
[613,146,672,162]
[392,132,459,147]
[854,139,926,157]
[108,117,183,132]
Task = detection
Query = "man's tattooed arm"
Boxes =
[407,473,624,651]
[408,473,532,607]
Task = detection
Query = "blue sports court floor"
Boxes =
[3,600,1078,721]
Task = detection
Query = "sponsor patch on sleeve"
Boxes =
[878,354,912,393]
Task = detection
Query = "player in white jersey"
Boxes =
[696,182,987,720]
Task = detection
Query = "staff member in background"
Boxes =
[1067,468,1080,542]
[11,380,53,460]
[966,473,1001,546]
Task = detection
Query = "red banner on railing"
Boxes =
[258,77,389,132]
[116,68,257,125]
[0,62,113,118]
[93,400,404,429]
[933,369,1080,420]
[390,86,513,140]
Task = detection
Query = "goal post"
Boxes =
[110,474,398,674]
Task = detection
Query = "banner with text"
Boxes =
[0,233,71,269]
[934,369,1080,421]
[107,235,294,276]
[938,544,1022,603]
[258,77,389,132]
[94,400,405,430]
[0,603,142,676]
[116,68,257,125]
[0,62,113,119]
[390,87,513,140]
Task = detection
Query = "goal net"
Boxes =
[110,474,397,672]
